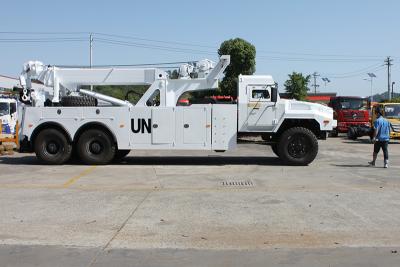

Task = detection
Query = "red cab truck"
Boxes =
[328,96,369,137]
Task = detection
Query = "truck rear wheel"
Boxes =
[34,129,72,164]
[77,129,115,165]
[278,127,318,165]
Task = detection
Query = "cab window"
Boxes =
[0,103,9,116]
[251,89,270,100]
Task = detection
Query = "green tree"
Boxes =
[284,72,311,100]
[218,38,256,97]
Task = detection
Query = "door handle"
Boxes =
[184,124,189,128]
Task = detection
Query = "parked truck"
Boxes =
[348,102,400,140]
[328,96,370,137]
[0,95,17,134]
[0,95,19,151]
[17,56,336,165]
[376,103,400,139]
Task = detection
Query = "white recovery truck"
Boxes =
[17,55,336,165]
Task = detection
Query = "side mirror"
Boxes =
[271,87,278,102]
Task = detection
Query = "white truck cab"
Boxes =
[0,96,18,135]
[17,55,336,165]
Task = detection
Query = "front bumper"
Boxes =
[337,122,369,133]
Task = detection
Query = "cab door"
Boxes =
[246,85,276,131]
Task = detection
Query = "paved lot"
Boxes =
[0,136,399,266]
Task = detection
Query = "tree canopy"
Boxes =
[284,72,311,101]
[218,38,256,97]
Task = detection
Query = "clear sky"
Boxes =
[0,0,399,97]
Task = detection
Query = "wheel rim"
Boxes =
[44,140,61,155]
[287,134,310,158]
[46,141,59,154]
[89,140,103,155]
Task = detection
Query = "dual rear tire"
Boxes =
[34,129,72,165]
[35,128,118,165]
[76,129,116,165]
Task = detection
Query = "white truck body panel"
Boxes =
[21,104,237,151]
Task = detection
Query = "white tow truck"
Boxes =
[18,55,336,165]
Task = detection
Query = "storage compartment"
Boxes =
[183,108,207,144]
[212,104,237,150]
[151,108,175,144]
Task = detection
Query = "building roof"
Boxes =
[0,75,20,89]
[0,74,46,90]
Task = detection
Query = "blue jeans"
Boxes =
[374,141,389,161]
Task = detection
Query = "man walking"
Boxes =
[369,107,391,168]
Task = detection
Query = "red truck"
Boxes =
[328,96,370,137]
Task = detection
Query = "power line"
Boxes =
[0,31,89,35]
[95,38,216,56]
[321,63,382,76]
[256,55,382,63]
[320,64,385,79]
[0,37,86,43]
[93,32,216,49]
[1,32,397,61]
[257,49,384,59]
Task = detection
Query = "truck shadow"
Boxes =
[343,139,399,145]
[342,139,373,144]
[117,156,283,166]
[332,164,371,168]
[0,155,285,166]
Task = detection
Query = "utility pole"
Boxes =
[392,81,396,99]
[384,56,393,100]
[312,72,320,94]
[89,33,93,91]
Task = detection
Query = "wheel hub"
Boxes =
[288,135,308,158]
[46,142,59,154]
[89,141,103,154]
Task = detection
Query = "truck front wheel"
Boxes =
[277,127,318,165]
[77,129,116,165]
[34,129,72,164]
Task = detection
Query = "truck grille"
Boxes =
[342,111,366,120]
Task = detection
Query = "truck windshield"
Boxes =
[384,105,400,119]
[333,98,368,110]
[0,102,10,116]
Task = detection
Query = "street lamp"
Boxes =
[321,77,331,88]
[364,72,376,104]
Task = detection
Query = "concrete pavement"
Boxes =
[0,136,399,266]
